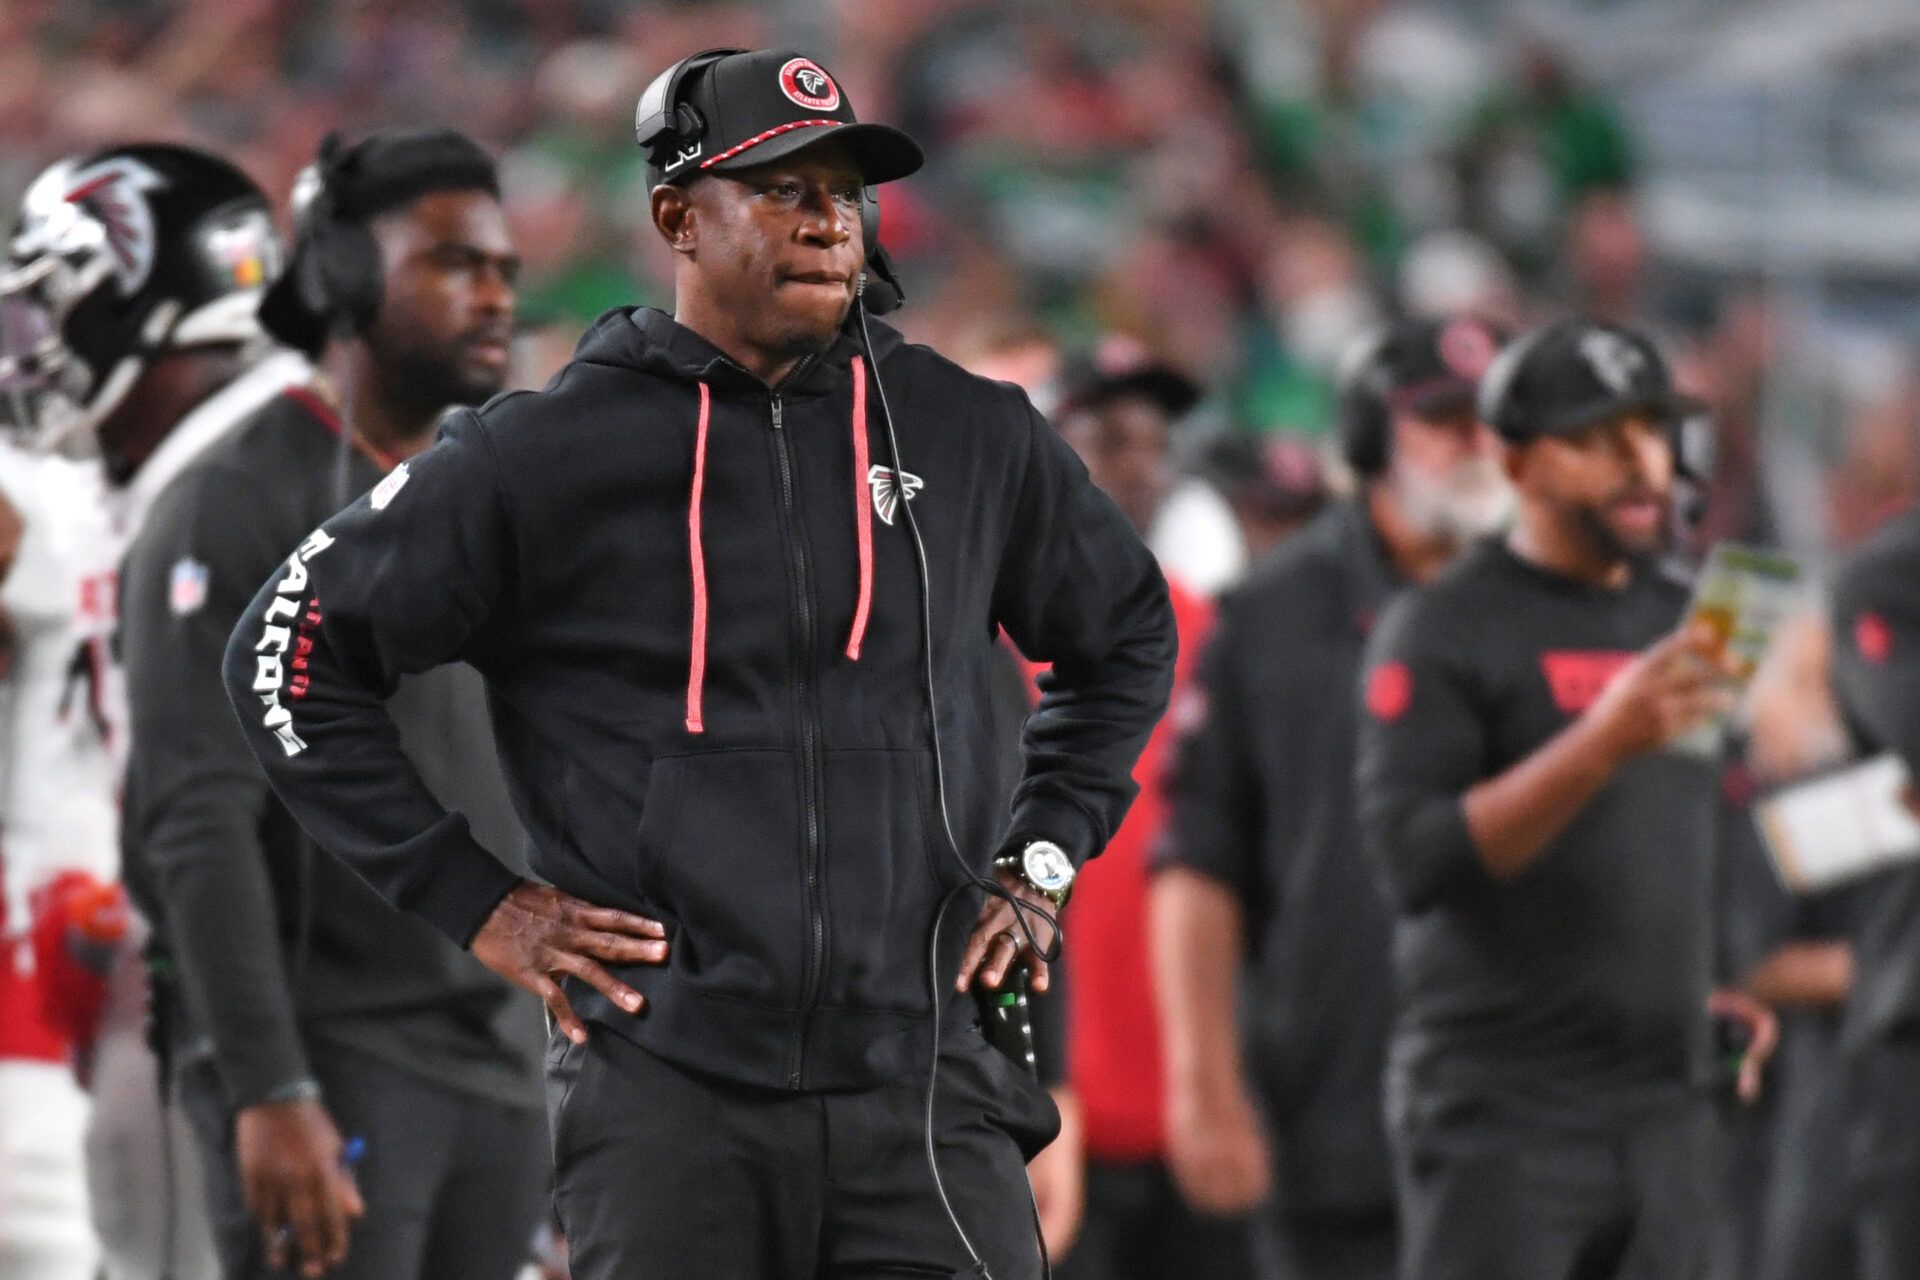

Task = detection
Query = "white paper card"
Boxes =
[1756,754,1920,891]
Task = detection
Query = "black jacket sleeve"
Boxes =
[1355,592,1490,912]
[222,412,521,947]
[1157,602,1264,907]
[1831,531,1920,775]
[122,463,312,1107]
[992,403,1178,866]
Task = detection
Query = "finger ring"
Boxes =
[998,929,1020,948]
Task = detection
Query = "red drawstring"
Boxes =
[688,365,872,733]
[847,355,872,661]
[686,381,712,733]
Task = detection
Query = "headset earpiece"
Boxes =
[1673,409,1714,485]
[1335,327,1395,478]
[287,136,384,338]
[315,220,383,337]
[1475,325,1548,443]
[857,187,903,316]
[634,48,745,180]
[860,187,881,261]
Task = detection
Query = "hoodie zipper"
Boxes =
[768,378,828,1090]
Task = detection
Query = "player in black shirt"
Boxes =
[1357,320,1776,1280]
[1828,503,1920,1280]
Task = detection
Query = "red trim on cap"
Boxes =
[1385,376,1475,413]
[700,120,843,170]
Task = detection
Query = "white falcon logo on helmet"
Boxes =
[60,157,166,297]
[867,464,923,526]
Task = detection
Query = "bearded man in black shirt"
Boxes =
[1356,320,1776,1280]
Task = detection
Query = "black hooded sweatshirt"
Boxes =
[222,306,1176,1093]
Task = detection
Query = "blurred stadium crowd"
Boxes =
[5,0,1918,554]
[5,1,1920,1278]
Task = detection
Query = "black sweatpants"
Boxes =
[1756,1021,1856,1280]
[1050,1157,1253,1280]
[1252,1208,1397,1280]
[548,1025,1059,1280]
[1847,1036,1920,1280]
[178,1042,547,1280]
[1392,1100,1714,1280]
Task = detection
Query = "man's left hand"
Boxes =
[1709,987,1779,1104]
[957,868,1058,994]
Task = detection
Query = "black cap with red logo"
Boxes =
[638,49,924,189]
[1055,336,1202,422]
[1337,315,1507,477]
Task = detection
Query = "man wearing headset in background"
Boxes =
[1356,320,1777,1280]
[1153,315,1511,1280]
[219,47,1175,1280]
[119,128,550,1279]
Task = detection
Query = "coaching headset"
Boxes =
[280,137,384,338]
[260,129,503,355]
[1336,315,1508,479]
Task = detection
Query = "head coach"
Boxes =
[219,47,1176,1280]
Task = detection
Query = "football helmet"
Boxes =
[0,143,277,451]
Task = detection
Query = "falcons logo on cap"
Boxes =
[63,157,165,297]
[779,57,842,111]
[868,464,923,526]
[1579,330,1648,396]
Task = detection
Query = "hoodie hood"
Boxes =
[569,305,905,395]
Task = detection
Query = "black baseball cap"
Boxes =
[642,49,923,189]
[1359,315,1506,418]
[1056,337,1202,420]
[1202,434,1330,523]
[1478,319,1703,444]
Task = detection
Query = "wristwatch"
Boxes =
[995,838,1076,908]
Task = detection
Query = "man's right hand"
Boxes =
[235,1099,364,1277]
[470,882,669,1045]
[1165,1082,1271,1216]
[1582,622,1737,763]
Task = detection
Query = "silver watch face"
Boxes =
[1022,841,1074,892]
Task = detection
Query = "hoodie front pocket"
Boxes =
[818,748,951,1016]
[638,750,810,1009]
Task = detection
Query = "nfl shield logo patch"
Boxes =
[169,557,209,616]
[371,462,410,511]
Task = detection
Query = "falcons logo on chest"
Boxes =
[867,465,924,526]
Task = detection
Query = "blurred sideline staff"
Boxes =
[1153,315,1510,1280]
[0,141,309,1280]
[1357,320,1777,1280]
[118,129,548,1280]
[1828,489,1920,1280]
[1043,345,1252,1280]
